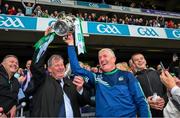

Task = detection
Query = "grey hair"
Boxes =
[47,54,64,67]
[2,55,18,63]
[98,48,115,57]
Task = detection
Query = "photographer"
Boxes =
[160,70,180,117]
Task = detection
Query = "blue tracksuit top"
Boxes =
[68,46,151,117]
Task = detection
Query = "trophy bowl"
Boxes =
[53,15,76,36]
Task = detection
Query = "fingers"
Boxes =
[73,76,84,86]
[18,76,27,84]
[64,33,74,45]
[44,26,52,36]
[148,96,165,110]
[164,70,172,77]
[73,76,84,92]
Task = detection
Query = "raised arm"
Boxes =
[65,34,95,85]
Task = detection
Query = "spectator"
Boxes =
[169,54,180,78]
[0,55,20,117]
[53,10,59,18]
[16,60,32,117]
[50,13,55,18]
[130,2,136,8]
[87,15,92,21]
[42,9,49,18]
[157,16,165,27]
[34,5,42,17]
[16,8,24,16]
[118,18,124,24]
[91,13,97,21]
[65,34,151,117]
[1,3,9,14]
[22,2,35,16]
[160,70,180,117]
[167,20,174,28]
[153,20,160,27]
[83,13,88,21]
[131,53,168,117]
[178,23,180,29]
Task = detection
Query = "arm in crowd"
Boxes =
[25,33,48,96]
[160,70,180,104]
[127,72,151,117]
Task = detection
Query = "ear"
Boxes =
[48,67,52,73]
[1,62,5,67]
[113,56,116,63]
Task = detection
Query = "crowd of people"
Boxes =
[78,0,168,12]
[0,2,179,29]
[0,27,180,117]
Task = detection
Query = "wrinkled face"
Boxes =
[2,57,19,75]
[132,54,147,70]
[48,58,65,79]
[98,50,116,72]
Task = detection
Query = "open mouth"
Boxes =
[10,65,18,70]
[58,69,65,73]
[101,61,108,67]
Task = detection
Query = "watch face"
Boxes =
[54,20,69,36]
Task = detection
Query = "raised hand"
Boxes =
[160,70,176,89]
[64,33,74,46]
[44,26,52,36]
[72,76,84,92]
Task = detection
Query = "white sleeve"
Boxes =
[171,86,180,104]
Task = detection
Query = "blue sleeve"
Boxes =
[127,72,151,117]
[67,46,95,85]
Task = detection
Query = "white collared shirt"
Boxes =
[60,80,74,118]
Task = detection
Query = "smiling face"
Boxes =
[132,53,147,71]
[2,55,19,78]
[98,48,116,72]
[48,55,65,80]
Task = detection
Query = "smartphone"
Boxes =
[160,61,165,70]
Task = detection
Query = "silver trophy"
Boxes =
[52,15,76,36]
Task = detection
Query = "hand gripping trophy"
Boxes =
[34,14,85,63]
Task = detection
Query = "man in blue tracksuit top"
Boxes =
[64,34,151,117]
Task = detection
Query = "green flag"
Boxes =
[75,17,86,55]
[34,32,56,63]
